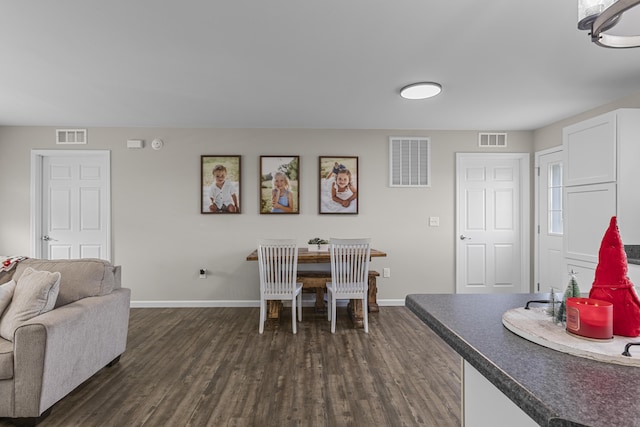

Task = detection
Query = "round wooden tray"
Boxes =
[502,307,640,367]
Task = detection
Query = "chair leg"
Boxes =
[363,295,369,333]
[297,292,303,322]
[331,295,337,334]
[291,298,297,334]
[327,290,332,321]
[259,299,265,334]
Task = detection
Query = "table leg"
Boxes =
[267,300,282,319]
[368,274,379,313]
[348,299,364,328]
[314,287,326,313]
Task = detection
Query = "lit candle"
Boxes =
[566,297,613,340]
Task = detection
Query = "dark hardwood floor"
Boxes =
[1,306,461,427]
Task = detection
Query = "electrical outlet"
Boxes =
[429,216,440,227]
[383,267,391,278]
[199,269,206,279]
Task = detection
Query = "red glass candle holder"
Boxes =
[566,297,613,339]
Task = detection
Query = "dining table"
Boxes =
[246,247,387,327]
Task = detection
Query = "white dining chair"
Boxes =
[327,238,371,333]
[257,239,303,334]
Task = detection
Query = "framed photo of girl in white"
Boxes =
[201,155,241,214]
[259,156,300,214]
[319,156,358,214]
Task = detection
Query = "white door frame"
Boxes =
[455,152,530,293]
[30,149,111,260]
[534,146,563,293]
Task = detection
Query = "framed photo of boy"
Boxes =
[259,156,300,214]
[319,156,358,214]
[201,155,241,214]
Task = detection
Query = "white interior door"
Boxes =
[31,150,111,261]
[536,149,564,293]
[456,153,530,294]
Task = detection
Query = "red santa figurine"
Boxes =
[589,216,640,337]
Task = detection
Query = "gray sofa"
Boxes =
[0,258,131,424]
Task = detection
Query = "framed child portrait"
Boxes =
[259,156,300,214]
[201,155,241,214]
[319,156,358,214]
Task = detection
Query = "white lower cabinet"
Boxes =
[563,183,616,265]
[462,361,537,427]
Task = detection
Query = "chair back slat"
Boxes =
[329,238,371,294]
[257,239,299,296]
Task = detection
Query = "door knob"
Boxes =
[41,235,56,241]
[460,235,471,240]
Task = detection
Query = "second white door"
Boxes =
[456,153,530,294]
[536,149,564,293]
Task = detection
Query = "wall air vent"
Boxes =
[56,129,87,145]
[389,137,431,187]
[478,132,507,148]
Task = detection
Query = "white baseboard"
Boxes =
[130,298,406,308]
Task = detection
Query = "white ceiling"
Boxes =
[2,1,640,131]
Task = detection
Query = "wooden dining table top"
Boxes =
[246,248,387,263]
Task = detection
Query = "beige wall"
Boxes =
[0,127,534,304]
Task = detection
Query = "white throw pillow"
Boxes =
[0,280,16,317]
[0,267,61,341]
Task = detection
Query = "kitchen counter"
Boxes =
[406,293,640,427]
[625,245,640,265]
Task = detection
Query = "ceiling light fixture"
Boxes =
[399,82,442,100]
[578,0,640,48]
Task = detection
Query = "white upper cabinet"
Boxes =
[563,112,616,187]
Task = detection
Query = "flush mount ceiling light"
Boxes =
[399,82,442,100]
[578,0,640,48]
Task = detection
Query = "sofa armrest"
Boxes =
[12,288,131,417]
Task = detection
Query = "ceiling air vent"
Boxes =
[478,132,507,148]
[389,137,431,187]
[56,129,87,145]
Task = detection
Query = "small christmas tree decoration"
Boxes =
[546,288,557,317]
[555,272,581,324]
[589,216,640,337]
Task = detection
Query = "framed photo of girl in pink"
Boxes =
[319,156,358,214]
[259,156,300,214]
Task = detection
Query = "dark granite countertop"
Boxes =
[406,293,640,427]
[625,245,640,265]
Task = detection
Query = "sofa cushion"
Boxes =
[0,280,17,317]
[13,259,119,308]
[0,267,61,342]
[0,338,13,380]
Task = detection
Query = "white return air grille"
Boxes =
[56,129,87,145]
[389,137,431,187]
[478,132,507,147]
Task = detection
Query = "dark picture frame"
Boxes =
[319,156,359,214]
[201,155,241,214]
[259,156,300,214]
